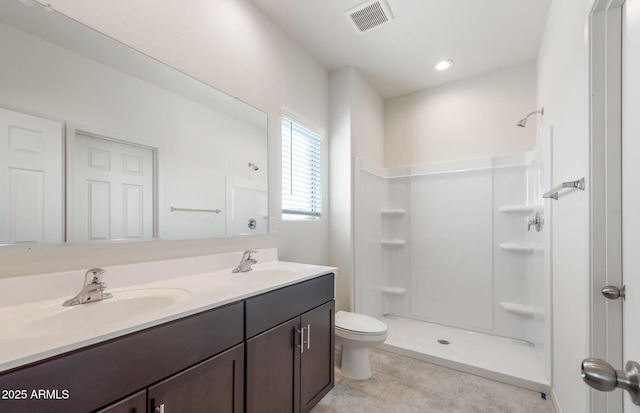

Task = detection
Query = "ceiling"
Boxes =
[249,0,552,99]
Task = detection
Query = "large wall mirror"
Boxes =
[0,1,269,246]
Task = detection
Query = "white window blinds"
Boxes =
[281,116,322,219]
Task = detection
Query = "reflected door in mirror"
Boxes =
[69,132,156,242]
[0,108,63,245]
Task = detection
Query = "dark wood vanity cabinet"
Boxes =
[96,390,146,413]
[147,344,244,413]
[0,301,244,413]
[97,344,245,413]
[300,301,335,412]
[0,273,335,413]
[245,274,335,413]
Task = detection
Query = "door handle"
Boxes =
[581,358,640,405]
[601,285,626,300]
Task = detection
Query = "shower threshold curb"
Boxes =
[379,342,551,394]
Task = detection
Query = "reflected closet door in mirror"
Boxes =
[68,128,156,243]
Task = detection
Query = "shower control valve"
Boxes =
[527,212,543,232]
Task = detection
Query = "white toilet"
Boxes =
[335,311,388,380]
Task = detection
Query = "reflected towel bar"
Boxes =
[542,177,585,200]
[170,206,222,213]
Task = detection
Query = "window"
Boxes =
[281,116,322,219]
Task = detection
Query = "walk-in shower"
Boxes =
[353,143,552,392]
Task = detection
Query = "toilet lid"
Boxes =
[335,311,387,334]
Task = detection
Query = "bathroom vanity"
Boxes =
[0,250,335,413]
[245,274,335,413]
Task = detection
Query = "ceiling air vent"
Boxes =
[345,0,395,34]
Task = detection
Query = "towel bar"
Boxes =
[170,206,222,213]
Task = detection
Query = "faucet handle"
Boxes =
[242,250,258,260]
[527,212,543,232]
[85,267,106,284]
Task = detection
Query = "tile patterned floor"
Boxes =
[311,349,556,413]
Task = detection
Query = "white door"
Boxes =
[622,0,640,410]
[586,0,640,410]
[0,108,63,244]
[69,131,155,242]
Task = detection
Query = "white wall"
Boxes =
[329,68,353,311]
[351,70,385,166]
[0,0,330,277]
[384,63,537,167]
[537,0,593,411]
[329,67,385,311]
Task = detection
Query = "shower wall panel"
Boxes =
[409,169,494,331]
[354,161,386,318]
[355,152,548,348]
[493,165,534,342]
[382,177,411,316]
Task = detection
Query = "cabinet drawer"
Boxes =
[0,301,244,413]
[96,390,146,413]
[245,273,334,338]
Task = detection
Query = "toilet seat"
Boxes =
[335,311,387,335]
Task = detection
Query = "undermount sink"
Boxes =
[8,288,190,339]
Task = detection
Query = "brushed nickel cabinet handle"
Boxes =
[297,327,305,353]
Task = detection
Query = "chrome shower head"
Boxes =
[248,162,259,171]
[516,107,544,128]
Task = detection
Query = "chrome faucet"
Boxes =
[63,268,113,306]
[232,250,258,273]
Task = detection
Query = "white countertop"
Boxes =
[0,248,336,373]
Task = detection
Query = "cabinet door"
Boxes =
[148,344,244,413]
[300,301,335,413]
[96,390,146,413]
[246,318,301,413]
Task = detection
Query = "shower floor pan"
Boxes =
[379,315,550,393]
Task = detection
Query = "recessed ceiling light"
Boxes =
[434,60,454,71]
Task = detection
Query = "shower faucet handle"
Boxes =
[527,212,543,232]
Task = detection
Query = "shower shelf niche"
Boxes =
[499,205,543,215]
[500,302,535,318]
[381,240,406,247]
[499,243,541,253]
[381,209,406,216]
